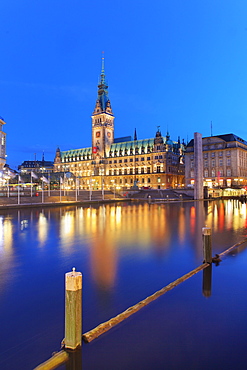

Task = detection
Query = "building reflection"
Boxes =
[1,199,247,297]
[0,216,14,294]
[37,212,49,247]
[0,217,13,253]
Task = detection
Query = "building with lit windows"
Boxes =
[185,134,247,188]
[54,58,185,190]
[19,154,54,174]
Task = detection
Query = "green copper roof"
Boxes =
[60,147,92,160]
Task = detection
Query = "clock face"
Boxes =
[107,132,111,138]
[96,131,101,138]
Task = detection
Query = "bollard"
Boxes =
[65,268,82,350]
[202,227,212,263]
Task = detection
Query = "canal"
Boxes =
[0,200,247,369]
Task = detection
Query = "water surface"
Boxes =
[0,200,246,369]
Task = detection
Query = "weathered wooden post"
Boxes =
[202,227,212,263]
[65,267,82,350]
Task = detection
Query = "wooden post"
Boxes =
[202,227,212,263]
[65,268,82,350]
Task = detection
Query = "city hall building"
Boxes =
[54,59,185,190]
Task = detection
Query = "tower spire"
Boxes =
[134,128,137,141]
[92,54,115,160]
[100,51,106,85]
[101,51,105,73]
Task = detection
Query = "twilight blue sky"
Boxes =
[1,0,247,168]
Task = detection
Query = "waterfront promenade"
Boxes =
[0,190,120,208]
[0,188,194,208]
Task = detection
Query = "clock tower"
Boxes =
[92,55,114,160]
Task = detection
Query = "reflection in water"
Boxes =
[38,213,48,247]
[0,200,247,292]
[60,211,75,248]
[0,217,13,254]
[204,200,247,233]
[66,348,82,370]
[1,200,247,370]
[194,202,205,258]
[202,264,212,298]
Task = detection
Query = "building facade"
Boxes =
[19,154,54,174]
[54,59,185,190]
[185,134,247,188]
